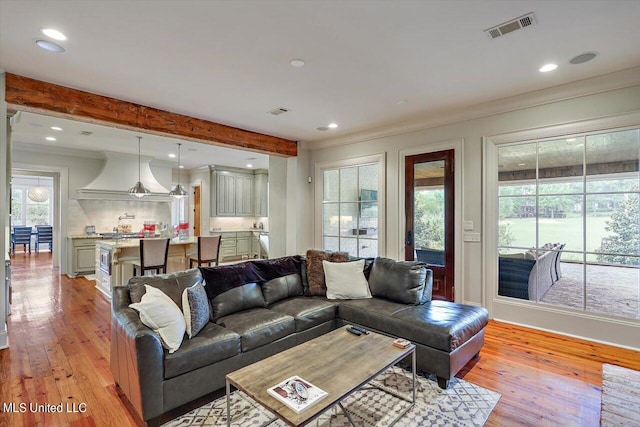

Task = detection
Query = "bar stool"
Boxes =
[189,235,221,268]
[132,238,170,276]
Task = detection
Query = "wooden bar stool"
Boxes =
[189,235,221,268]
[132,238,170,276]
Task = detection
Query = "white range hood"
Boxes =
[76,152,171,201]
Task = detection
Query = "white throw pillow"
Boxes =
[129,285,186,353]
[323,259,372,300]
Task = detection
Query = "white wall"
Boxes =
[269,155,287,258]
[303,75,640,308]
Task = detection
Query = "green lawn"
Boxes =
[501,216,612,260]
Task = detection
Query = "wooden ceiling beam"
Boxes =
[5,73,297,157]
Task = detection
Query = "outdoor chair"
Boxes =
[36,225,53,252]
[11,226,33,254]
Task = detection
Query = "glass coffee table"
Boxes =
[225,325,416,426]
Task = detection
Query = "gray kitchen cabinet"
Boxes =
[251,232,260,258]
[220,232,237,260]
[213,168,254,217]
[254,170,268,217]
[235,174,254,216]
[67,237,102,278]
[216,172,236,216]
[236,232,251,258]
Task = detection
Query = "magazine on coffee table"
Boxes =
[267,376,328,414]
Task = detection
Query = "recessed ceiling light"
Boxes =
[517,162,526,166]
[566,138,577,142]
[539,63,558,73]
[50,126,63,131]
[40,28,67,41]
[168,153,176,158]
[570,52,598,65]
[246,164,253,168]
[328,123,338,129]
[290,59,305,68]
[179,165,185,169]
[46,136,56,141]
[35,40,65,53]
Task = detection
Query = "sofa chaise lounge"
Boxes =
[111,254,488,425]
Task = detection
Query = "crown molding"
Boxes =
[308,66,640,151]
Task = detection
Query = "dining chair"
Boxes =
[36,225,53,252]
[132,238,170,276]
[11,226,33,255]
[189,235,221,268]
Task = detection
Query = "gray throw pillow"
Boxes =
[182,281,210,338]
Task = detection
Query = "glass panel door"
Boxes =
[405,150,454,301]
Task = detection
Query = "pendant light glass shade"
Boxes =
[129,136,150,198]
[169,143,188,199]
[27,176,49,202]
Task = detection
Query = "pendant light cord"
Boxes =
[137,136,142,182]
[177,143,182,186]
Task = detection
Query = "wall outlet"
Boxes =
[463,232,481,242]
[464,221,474,230]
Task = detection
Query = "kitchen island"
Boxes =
[95,237,197,299]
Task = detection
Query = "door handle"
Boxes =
[406,230,413,246]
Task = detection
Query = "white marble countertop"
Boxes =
[68,234,105,239]
[96,236,198,249]
[211,229,269,233]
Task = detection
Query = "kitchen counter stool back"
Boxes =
[189,235,221,268]
[132,238,170,276]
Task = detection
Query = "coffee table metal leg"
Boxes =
[337,402,357,427]
[226,379,231,427]
[386,349,416,427]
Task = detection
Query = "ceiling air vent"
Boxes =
[268,107,289,116]
[80,130,94,136]
[485,12,536,39]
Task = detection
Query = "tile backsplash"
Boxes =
[68,199,172,235]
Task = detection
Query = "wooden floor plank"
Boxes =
[1,253,638,427]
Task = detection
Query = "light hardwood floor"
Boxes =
[1,253,638,426]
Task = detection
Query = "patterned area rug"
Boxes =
[601,364,640,426]
[162,366,500,427]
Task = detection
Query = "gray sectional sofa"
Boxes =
[110,255,488,425]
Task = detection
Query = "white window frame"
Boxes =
[483,111,640,349]
[315,153,386,256]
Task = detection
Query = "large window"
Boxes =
[11,175,54,226]
[497,128,639,319]
[317,155,384,257]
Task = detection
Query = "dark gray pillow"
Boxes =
[128,269,203,310]
[262,274,304,306]
[182,282,210,338]
[210,282,265,321]
[368,257,428,305]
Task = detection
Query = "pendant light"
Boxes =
[27,176,49,202]
[128,136,150,198]
[169,143,188,199]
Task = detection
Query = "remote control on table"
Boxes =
[347,327,363,336]
[351,326,370,335]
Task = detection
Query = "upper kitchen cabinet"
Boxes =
[254,170,268,217]
[212,167,258,217]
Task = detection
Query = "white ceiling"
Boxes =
[1,0,639,154]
